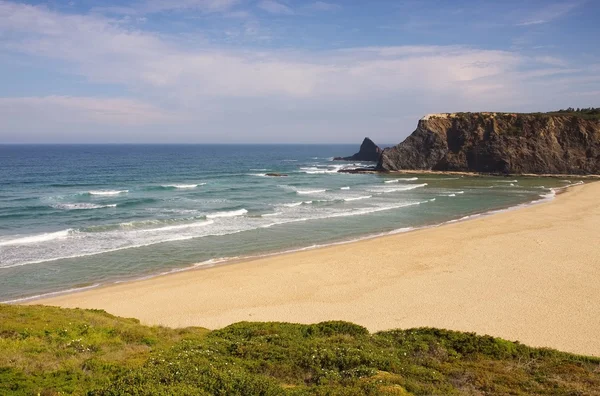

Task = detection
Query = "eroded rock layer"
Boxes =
[377,113,600,174]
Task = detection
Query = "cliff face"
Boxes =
[335,137,382,162]
[377,113,600,174]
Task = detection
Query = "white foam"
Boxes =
[0,229,73,247]
[282,201,304,207]
[138,220,214,232]
[370,183,428,193]
[206,209,248,219]
[456,191,465,194]
[249,173,268,177]
[296,189,327,195]
[263,201,426,229]
[52,203,117,210]
[261,212,281,217]
[162,183,205,189]
[498,180,518,183]
[344,195,372,202]
[299,165,344,174]
[250,168,267,171]
[447,194,456,197]
[384,177,419,183]
[88,190,128,196]
[340,186,350,190]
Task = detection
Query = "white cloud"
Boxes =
[517,1,582,26]
[0,96,174,125]
[257,0,294,15]
[95,0,240,15]
[0,0,598,143]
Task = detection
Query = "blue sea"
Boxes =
[0,145,574,302]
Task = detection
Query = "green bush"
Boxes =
[1,305,599,395]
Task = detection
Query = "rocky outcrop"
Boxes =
[377,113,600,174]
[335,138,382,162]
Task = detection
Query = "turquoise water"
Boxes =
[0,145,572,302]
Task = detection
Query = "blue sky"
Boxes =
[0,0,599,143]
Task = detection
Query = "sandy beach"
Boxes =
[30,182,600,356]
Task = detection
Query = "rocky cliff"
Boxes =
[335,137,382,162]
[377,112,600,174]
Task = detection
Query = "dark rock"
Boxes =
[377,113,600,175]
[265,173,288,177]
[335,138,382,162]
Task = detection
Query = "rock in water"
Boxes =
[377,112,600,174]
[335,138,382,162]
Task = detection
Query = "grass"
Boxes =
[451,109,600,120]
[1,305,599,395]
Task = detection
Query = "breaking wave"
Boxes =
[296,189,327,195]
[87,190,128,196]
[206,209,248,219]
[384,177,419,183]
[51,203,117,210]
[0,229,73,247]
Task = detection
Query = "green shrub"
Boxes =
[1,305,599,395]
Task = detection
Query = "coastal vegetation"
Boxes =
[1,305,600,395]
[547,107,600,119]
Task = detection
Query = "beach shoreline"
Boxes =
[27,181,600,356]
[7,180,566,304]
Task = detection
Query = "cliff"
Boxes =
[377,112,600,174]
[335,137,382,162]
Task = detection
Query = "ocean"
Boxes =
[0,144,574,302]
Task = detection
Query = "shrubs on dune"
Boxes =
[1,305,599,395]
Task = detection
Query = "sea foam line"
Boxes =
[370,183,428,193]
[51,203,117,210]
[0,229,73,247]
[384,177,419,183]
[161,183,205,189]
[344,195,372,202]
[88,190,128,196]
[296,189,327,195]
[261,201,426,229]
[138,220,214,232]
[206,209,248,219]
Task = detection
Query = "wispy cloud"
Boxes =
[95,0,240,15]
[517,1,582,26]
[0,0,598,143]
[0,96,174,129]
[257,0,294,15]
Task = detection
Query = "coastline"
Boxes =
[341,168,600,179]
[6,181,565,304]
[26,181,600,356]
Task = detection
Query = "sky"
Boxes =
[0,0,599,144]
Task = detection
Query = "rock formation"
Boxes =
[377,112,600,174]
[334,138,382,162]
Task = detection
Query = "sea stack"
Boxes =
[377,112,600,174]
[335,137,382,162]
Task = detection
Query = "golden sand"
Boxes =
[31,182,600,356]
